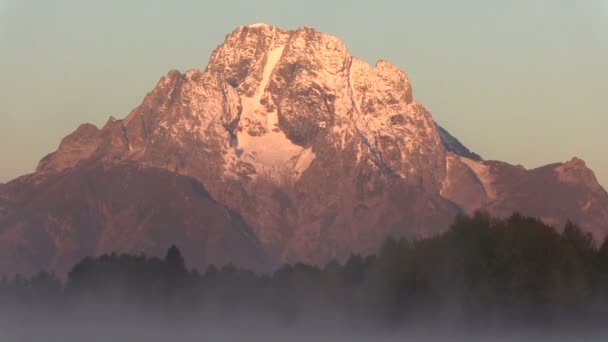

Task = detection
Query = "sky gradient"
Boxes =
[1,0,606,186]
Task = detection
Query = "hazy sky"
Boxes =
[1,0,606,186]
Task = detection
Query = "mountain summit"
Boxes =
[1,24,607,275]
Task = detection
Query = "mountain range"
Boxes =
[1,23,606,276]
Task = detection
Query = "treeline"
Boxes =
[3,212,608,332]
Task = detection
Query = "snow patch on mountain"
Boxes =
[461,157,497,200]
[236,116,315,180]
[231,26,315,181]
[440,154,455,197]
[236,132,314,171]
[248,23,271,29]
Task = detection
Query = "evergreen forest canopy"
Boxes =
[3,212,608,337]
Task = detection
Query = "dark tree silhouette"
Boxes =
[4,213,608,334]
[165,244,187,275]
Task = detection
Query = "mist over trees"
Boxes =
[2,212,608,335]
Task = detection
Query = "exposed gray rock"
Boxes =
[435,123,482,161]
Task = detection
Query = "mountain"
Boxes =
[0,163,271,275]
[1,24,607,276]
[435,124,481,161]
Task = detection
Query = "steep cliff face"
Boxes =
[1,24,606,275]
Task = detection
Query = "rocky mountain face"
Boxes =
[1,24,607,276]
[0,163,271,275]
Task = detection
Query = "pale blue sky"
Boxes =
[1,0,607,186]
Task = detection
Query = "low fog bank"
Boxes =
[2,309,608,342]
[4,213,608,340]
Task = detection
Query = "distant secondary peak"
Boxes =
[565,157,587,168]
[76,123,100,132]
[555,157,603,192]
